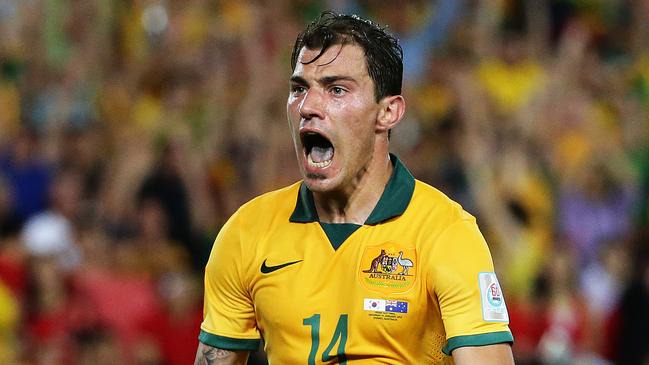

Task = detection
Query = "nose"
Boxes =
[298,89,325,120]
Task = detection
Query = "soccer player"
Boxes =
[195,11,514,365]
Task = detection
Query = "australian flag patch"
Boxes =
[385,300,408,313]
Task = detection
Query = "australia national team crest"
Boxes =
[358,242,417,294]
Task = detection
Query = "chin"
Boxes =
[296,152,339,190]
[302,173,342,193]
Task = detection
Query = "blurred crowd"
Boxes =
[1,0,649,364]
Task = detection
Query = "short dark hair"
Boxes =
[290,11,403,102]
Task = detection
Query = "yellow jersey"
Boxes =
[199,155,513,364]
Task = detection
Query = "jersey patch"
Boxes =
[358,242,416,294]
[478,272,509,322]
[363,298,409,313]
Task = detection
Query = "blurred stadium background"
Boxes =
[1,0,649,364]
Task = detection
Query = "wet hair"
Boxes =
[291,11,403,102]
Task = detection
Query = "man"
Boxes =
[195,11,514,365]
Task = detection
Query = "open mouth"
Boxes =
[301,131,334,169]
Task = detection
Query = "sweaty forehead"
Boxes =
[293,44,369,78]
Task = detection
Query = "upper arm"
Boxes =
[451,343,514,365]
[200,210,261,349]
[428,217,513,353]
[194,342,249,365]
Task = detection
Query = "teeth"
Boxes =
[307,153,332,168]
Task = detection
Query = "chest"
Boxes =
[247,223,444,362]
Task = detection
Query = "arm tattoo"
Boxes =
[195,344,238,365]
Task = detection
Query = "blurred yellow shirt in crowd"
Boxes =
[0,83,20,137]
[0,282,18,364]
[503,174,554,299]
[477,59,545,115]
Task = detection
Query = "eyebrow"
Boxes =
[289,75,308,85]
[290,75,358,86]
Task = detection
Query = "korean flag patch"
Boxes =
[478,272,509,322]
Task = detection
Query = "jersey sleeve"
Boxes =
[428,215,513,355]
[199,209,261,351]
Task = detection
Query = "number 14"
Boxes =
[303,314,348,364]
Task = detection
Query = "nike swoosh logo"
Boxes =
[260,259,302,274]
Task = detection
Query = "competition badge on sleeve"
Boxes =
[478,272,509,322]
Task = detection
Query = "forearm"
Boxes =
[194,342,250,365]
[452,343,515,365]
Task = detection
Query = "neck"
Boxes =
[313,151,393,224]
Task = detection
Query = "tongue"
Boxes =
[310,146,334,163]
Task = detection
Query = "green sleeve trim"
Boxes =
[442,331,514,355]
[198,330,261,351]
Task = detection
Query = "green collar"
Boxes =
[290,154,415,225]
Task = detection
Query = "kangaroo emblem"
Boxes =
[363,249,387,273]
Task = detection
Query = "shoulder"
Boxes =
[409,179,473,223]
[239,181,301,216]
[231,181,302,231]
[400,179,482,251]
[409,181,495,263]
[209,181,302,262]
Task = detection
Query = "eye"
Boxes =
[330,86,346,96]
[291,85,306,94]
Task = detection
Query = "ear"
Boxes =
[376,95,405,133]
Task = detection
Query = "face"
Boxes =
[287,44,382,193]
